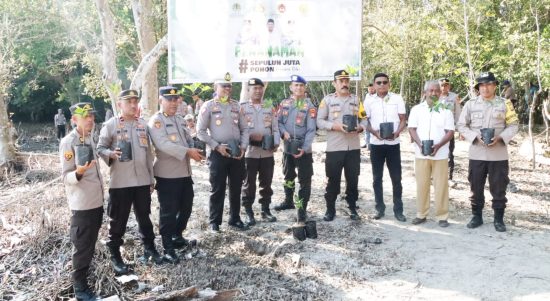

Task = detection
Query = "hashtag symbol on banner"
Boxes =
[239,60,248,73]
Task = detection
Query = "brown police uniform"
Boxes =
[97,112,157,261]
[197,95,249,228]
[317,88,368,219]
[457,95,518,210]
[240,97,280,215]
[59,103,103,296]
[148,108,195,251]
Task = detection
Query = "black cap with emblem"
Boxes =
[334,70,350,80]
[248,78,264,87]
[159,86,179,99]
[474,72,499,89]
[69,102,97,117]
[119,89,139,100]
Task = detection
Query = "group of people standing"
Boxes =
[59,70,518,301]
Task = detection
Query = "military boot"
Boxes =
[74,282,99,301]
[274,188,295,211]
[108,246,129,275]
[349,205,360,221]
[297,208,307,223]
[139,244,164,265]
[244,205,256,226]
[493,208,506,232]
[467,205,484,229]
[323,199,336,222]
[163,249,180,264]
[261,204,277,222]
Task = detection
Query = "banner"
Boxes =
[168,0,362,83]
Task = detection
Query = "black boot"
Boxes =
[261,205,277,222]
[323,199,336,222]
[349,206,360,220]
[467,206,484,229]
[139,244,164,265]
[297,208,307,223]
[274,188,295,211]
[108,246,129,275]
[163,249,180,264]
[244,205,256,226]
[74,282,99,301]
[493,208,507,232]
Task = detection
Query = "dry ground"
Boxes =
[1,123,549,301]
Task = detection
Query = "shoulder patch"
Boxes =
[64,151,74,161]
[309,108,317,119]
[154,119,162,129]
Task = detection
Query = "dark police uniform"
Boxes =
[317,70,368,221]
[148,87,195,263]
[197,75,249,231]
[457,72,518,232]
[274,75,316,221]
[97,89,162,273]
[240,78,280,225]
[59,102,103,301]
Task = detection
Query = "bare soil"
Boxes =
[1,123,549,301]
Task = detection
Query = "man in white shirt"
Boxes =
[408,80,455,227]
[364,73,407,222]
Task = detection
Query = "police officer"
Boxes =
[439,78,462,184]
[148,86,204,263]
[197,73,250,232]
[54,108,67,140]
[240,78,279,226]
[273,75,316,223]
[317,70,367,221]
[97,89,163,274]
[60,102,102,301]
[457,72,518,232]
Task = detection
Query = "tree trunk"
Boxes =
[240,81,249,102]
[543,98,550,146]
[95,0,121,116]
[130,35,168,112]
[131,0,158,120]
[0,94,16,168]
[462,0,476,98]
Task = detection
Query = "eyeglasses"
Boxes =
[221,84,233,88]
[376,81,389,85]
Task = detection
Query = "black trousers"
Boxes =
[57,125,66,139]
[208,151,245,225]
[448,137,455,180]
[468,160,509,209]
[155,177,194,250]
[324,150,361,210]
[369,144,403,214]
[242,156,275,208]
[106,185,155,249]
[282,153,313,206]
[70,206,103,286]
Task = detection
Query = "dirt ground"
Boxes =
[1,123,549,301]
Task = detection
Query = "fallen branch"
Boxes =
[136,286,198,301]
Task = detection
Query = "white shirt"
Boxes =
[408,101,455,160]
[364,92,406,145]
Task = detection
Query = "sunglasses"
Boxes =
[221,84,233,88]
[376,81,389,85]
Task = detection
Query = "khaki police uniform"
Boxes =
[197,97,249,227]
[60,127,103,290]
[457,96,518,210]
[440,91,461,180]
[317,93,368,217]
[240,100,280,211]
[148,110,195,251]
[276,97,316,212]
[97,116,156,252]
